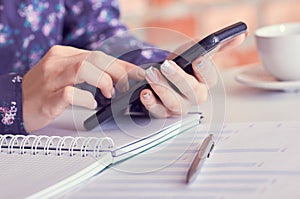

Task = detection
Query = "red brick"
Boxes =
[144,15,197,46]
[195,3,258,36]
[262,0,300,25]
[119,0,149,18]
[149,0,175,6]
[183,0,238,5]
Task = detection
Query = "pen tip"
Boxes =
[185,173,194,184]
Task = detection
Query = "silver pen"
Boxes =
[186,134,215,183]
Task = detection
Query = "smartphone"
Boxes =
[83,21,247,130]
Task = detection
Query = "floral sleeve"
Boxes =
[62,0,169,67]
[0,74,26,135]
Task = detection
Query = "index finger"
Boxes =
[85,51,145,90]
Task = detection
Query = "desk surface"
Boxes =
[201,67,300,123]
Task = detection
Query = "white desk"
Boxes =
[62,67,300,199]
[201,67,300,123]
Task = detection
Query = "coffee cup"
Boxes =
[255,22,300,81]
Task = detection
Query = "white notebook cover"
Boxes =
[0,108,201,199]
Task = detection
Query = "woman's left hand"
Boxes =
[139,33,246,117]
[140,60,208,118]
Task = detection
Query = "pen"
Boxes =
[186,134,215,183]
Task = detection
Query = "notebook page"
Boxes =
[63,122,300,199]
[0,152,112,199]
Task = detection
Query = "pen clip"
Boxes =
[207,142,215,158]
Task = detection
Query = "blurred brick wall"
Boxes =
[119,0,300,68]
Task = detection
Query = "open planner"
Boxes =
[0,108,202,199]
[63,121,300,199]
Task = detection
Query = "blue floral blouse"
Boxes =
[0,0,168,134]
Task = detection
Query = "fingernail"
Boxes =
[111,88,116,98]
[146,66,159,82]
[143,92,151,100]
[195,60,205,70]
[92,100,97,109]
[195,59,212,75]
[161,60,176,75]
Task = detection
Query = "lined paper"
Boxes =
[64,122,300,199]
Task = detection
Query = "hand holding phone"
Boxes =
[84,21,247,130]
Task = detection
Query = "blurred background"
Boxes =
[119,0,300,68]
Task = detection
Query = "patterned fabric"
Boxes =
[0,0,169,134]
[0,74,24,134]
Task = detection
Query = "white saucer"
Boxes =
[235,66,300,92]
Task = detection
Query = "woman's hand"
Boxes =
[22,45,144,132]
[140,60,208,118]
[140,33,246,117]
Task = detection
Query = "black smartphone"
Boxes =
[84,21,247,130]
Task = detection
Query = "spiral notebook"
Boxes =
[0,109,201,199]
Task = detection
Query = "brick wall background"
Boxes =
[119,0,300,68]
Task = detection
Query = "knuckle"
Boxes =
[41,47,65,75]
[73,60,83,77]
[90,50,105,59]
[115,72,128,85]
[48,45,62,56]
[118,68,128,80]
[40,60,51,75]
[62,86,73,104]
[109,61,129,80]
[98,73,113,88]
[166,98,181,112]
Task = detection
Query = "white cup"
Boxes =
[255,22,300,81]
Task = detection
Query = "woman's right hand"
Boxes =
[22,45,145,133]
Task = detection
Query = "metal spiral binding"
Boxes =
[0,134,114,157]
